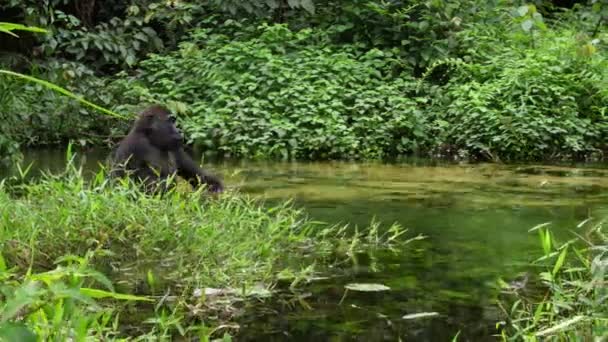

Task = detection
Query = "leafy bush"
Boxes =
[0,252,150,341]
[1,0,166,71]
[309,0,492,72]
[0,76,23,166]
[0,21,127,168]
[3,2,608,164]
[0,72,124,148]
[111,24,429,160]
[426,28,608,162]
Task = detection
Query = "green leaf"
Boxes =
[125,54,136,66]
[0,22,47,35]
[79,288,153,301]
[521,19,533,32]
[517,5,529,16]
[345,283,390,292]
[83,269,115,292]
[0,253,6,272]
[0,281,42,322]
[51,299,65,331]
[533,301,545,324]
[535,316,586,336]
[0,322,37,342]
[528,222,551,232]
[300,0,315,14]
[0,28,18,37]
[0,70,127,120]
[221,332,233,342]
[552,246,568,276]
[49,284,99,308]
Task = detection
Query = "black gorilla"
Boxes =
[110,105,224,194]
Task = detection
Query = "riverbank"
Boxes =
[2,149,608,339]
[0,156,413,340]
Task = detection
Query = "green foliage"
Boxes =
[498,221,608,340]
[0,71,127,152]
[111,24,428,160]
[1,0,164,70]
[0,21,47,36]
[0,77,22,167]
[0,21,47,167]
[0,62,128,167]
[0,0,315,73]
[2,1,608,163]
[0,252,149,341]
[0,23,125,166]
[212,0,316,17]
[427,27,608,162]
[0,152,412,338]
[513,4,547,39]
[308,0,494,71]
[0,70,126,120]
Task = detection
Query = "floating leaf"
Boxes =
[344,283,390,292]
[402,312,440,320]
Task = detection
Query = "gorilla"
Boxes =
[110,105,224,194]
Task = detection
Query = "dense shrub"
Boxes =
[0,71,124,149]
[111,24,429,160]
[0,77,23,166]
[2,1,607,164]
[308,0,492,73]
[426,28,608,162]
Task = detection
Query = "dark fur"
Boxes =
[110,105,224,194]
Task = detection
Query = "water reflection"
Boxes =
[4,147,608,341]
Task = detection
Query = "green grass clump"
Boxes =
[0,155,411,340]
[497,220,608,341]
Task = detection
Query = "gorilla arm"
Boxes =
[173,148,224,193]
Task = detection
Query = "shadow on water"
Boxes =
[4,147,608,341]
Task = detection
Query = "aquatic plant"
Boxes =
[497,220,608,340]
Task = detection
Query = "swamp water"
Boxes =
[8,148,608,341]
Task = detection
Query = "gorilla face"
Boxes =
[148,115,183,151]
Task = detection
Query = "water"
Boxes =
[6,147,608,341]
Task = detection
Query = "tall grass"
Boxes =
[0,149,414,340]
[498,220,608,341]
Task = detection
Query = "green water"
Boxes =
[9,148,608,341]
